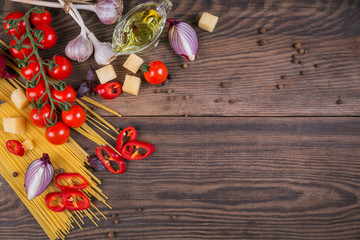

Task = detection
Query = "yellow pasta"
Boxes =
[0,79,115,239]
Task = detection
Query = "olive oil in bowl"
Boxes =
[112,0,173,56]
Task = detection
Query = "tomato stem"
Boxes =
[20,8,58,126]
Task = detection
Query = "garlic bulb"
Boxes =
[87,32,116,65]
[65,29,93,62]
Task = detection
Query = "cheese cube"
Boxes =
[96,64,117,84]
[198,12,219,32]
[11,88,29,109]
[3,117,25,134]
[123,54,144,74]
[123,75,141,96]
[22,139,34,151]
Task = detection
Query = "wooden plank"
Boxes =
[0,117,359,239]
[1,1,360,116]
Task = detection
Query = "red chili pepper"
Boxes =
[6,140,25,157]
[120,140,155,161]
[61,189,90,211]
[96,82,122,100]
[55,173,88,190]
[95,146,126,174]
[116,126,137,152]
[45,192,65,212]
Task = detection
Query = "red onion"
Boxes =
[167,18,198,61]
[0,52,16,79]
[25,153,54,200]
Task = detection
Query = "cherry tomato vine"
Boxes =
[4,7,83,145]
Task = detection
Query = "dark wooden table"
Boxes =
[1,0,360,239]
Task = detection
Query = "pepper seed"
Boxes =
[303,49,307,54]
[229,99,236,104]
[281,75,286,79]
[90,91,96,96]
[300,71,305,75]
[184,95,190,100]
[292,54,299,59]
[215,98,222,102]
[167,89,173,94]
[293,42,301,49]
[314,64,321,68]
[155,89,161,93]
[136,208,143,212]
[181,63,188,69]
[184,113,189,117]
[259,27,266,34]
[114,220,120,224]
[108,232,115,238]
[298,60,304,65]
[111,213,117,219]
[171,215,177,220]
[276,84,283,89]
[258,39,267,46]
[115,127,121,133]
[220,82,229,88]
[336,96,343,105]
[12,172,18,177]
[298,49,305,54]
[292,59,299,64]
[162,80,168,86]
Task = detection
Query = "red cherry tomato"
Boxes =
[6,140,25,157]
[3,12,27,39]
[21,55,41,81]
[34,24,57,49]
[45,121,70,145]
[61,105,86,128]
[29,104,55,128]
[51,85,76,107]
[30,10,52,26]
[47,55,72,80]
[142,61,168,84]
[9,38,33,60]
[26,79,49,103]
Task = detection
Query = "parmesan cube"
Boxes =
[11,88,29,109]
[198,12,219,32]
[3,117,25,134]
[22,139,34,151]
[123,54,144,73]
[123,75,141,96]
[96,64,117,84]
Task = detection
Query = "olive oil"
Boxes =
[115,9,163,53]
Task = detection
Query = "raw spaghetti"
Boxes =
[0,78,114,239]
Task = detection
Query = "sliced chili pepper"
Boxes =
[96,82,122,100]
[95,146,126,174]
[120,140,155,161]
[45,192,65,212]
[61,189,90,211]
[55,173,88,190]
[116,126,137,152]
[6,140,25,157]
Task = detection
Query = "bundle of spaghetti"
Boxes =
[0,79,112,239]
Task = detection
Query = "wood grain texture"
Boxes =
[0,117,360,239]
[1,0,360,116]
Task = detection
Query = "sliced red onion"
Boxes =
[167,18,198,61]
[25,153,54,200]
